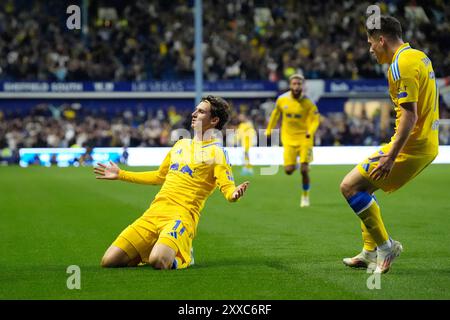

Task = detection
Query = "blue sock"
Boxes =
[347,192,374,214]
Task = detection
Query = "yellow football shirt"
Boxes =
[265,92,320,146]
[117,138,237,235]
[387,42,439,155]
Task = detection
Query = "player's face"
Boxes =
[367,35,388,64]
[290,78,303,97]
[191,101,219,132]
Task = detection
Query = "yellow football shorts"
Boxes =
[283,140,313,166]
[358,143,437,193]
[112,212,194,269]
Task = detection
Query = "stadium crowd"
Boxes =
[0,0,449,81]
[1,0,449,164]
[1,98,450,164]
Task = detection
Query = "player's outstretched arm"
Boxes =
[231,181,250,201]
[94,161,119,180]
[94,149,172,185]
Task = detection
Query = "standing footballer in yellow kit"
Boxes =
[266,74,320,207]
[237,113,256,175]
[341,16,439,274]
[94,96,250,270]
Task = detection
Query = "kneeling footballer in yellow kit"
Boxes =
[94,96,250,270]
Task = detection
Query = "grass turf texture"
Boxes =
[1,164,449,300]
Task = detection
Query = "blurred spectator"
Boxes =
[120,147,129,165]
[79,146,94,166]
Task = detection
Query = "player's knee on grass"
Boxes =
[148,254,173,270]
[101,257,126,268]
[148,244,176,270]
[284,165,296,175]
[101,246,132,268]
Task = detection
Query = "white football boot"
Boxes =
[374,239,403,274]
[300,195,310,207]
[343,249,377,269]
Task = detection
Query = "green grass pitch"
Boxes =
[1,164,449,300]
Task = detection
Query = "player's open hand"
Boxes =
[232,181,250,201]
[369,154,395,181]
[94,161,120,180]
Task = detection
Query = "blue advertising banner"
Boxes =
[324,80,388,93]
[19,148,124,167]
[0,81,278,93]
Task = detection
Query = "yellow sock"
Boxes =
[347,192,389,247]
[361,221,377,251]
[302,183,310,197]
[358,200,389,246]
[244,151,251,169]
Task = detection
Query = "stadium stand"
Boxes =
[0,0,449,81]
[0,0,449,164]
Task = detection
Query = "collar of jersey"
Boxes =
[192,137,220,145]
[391,42,411,64]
